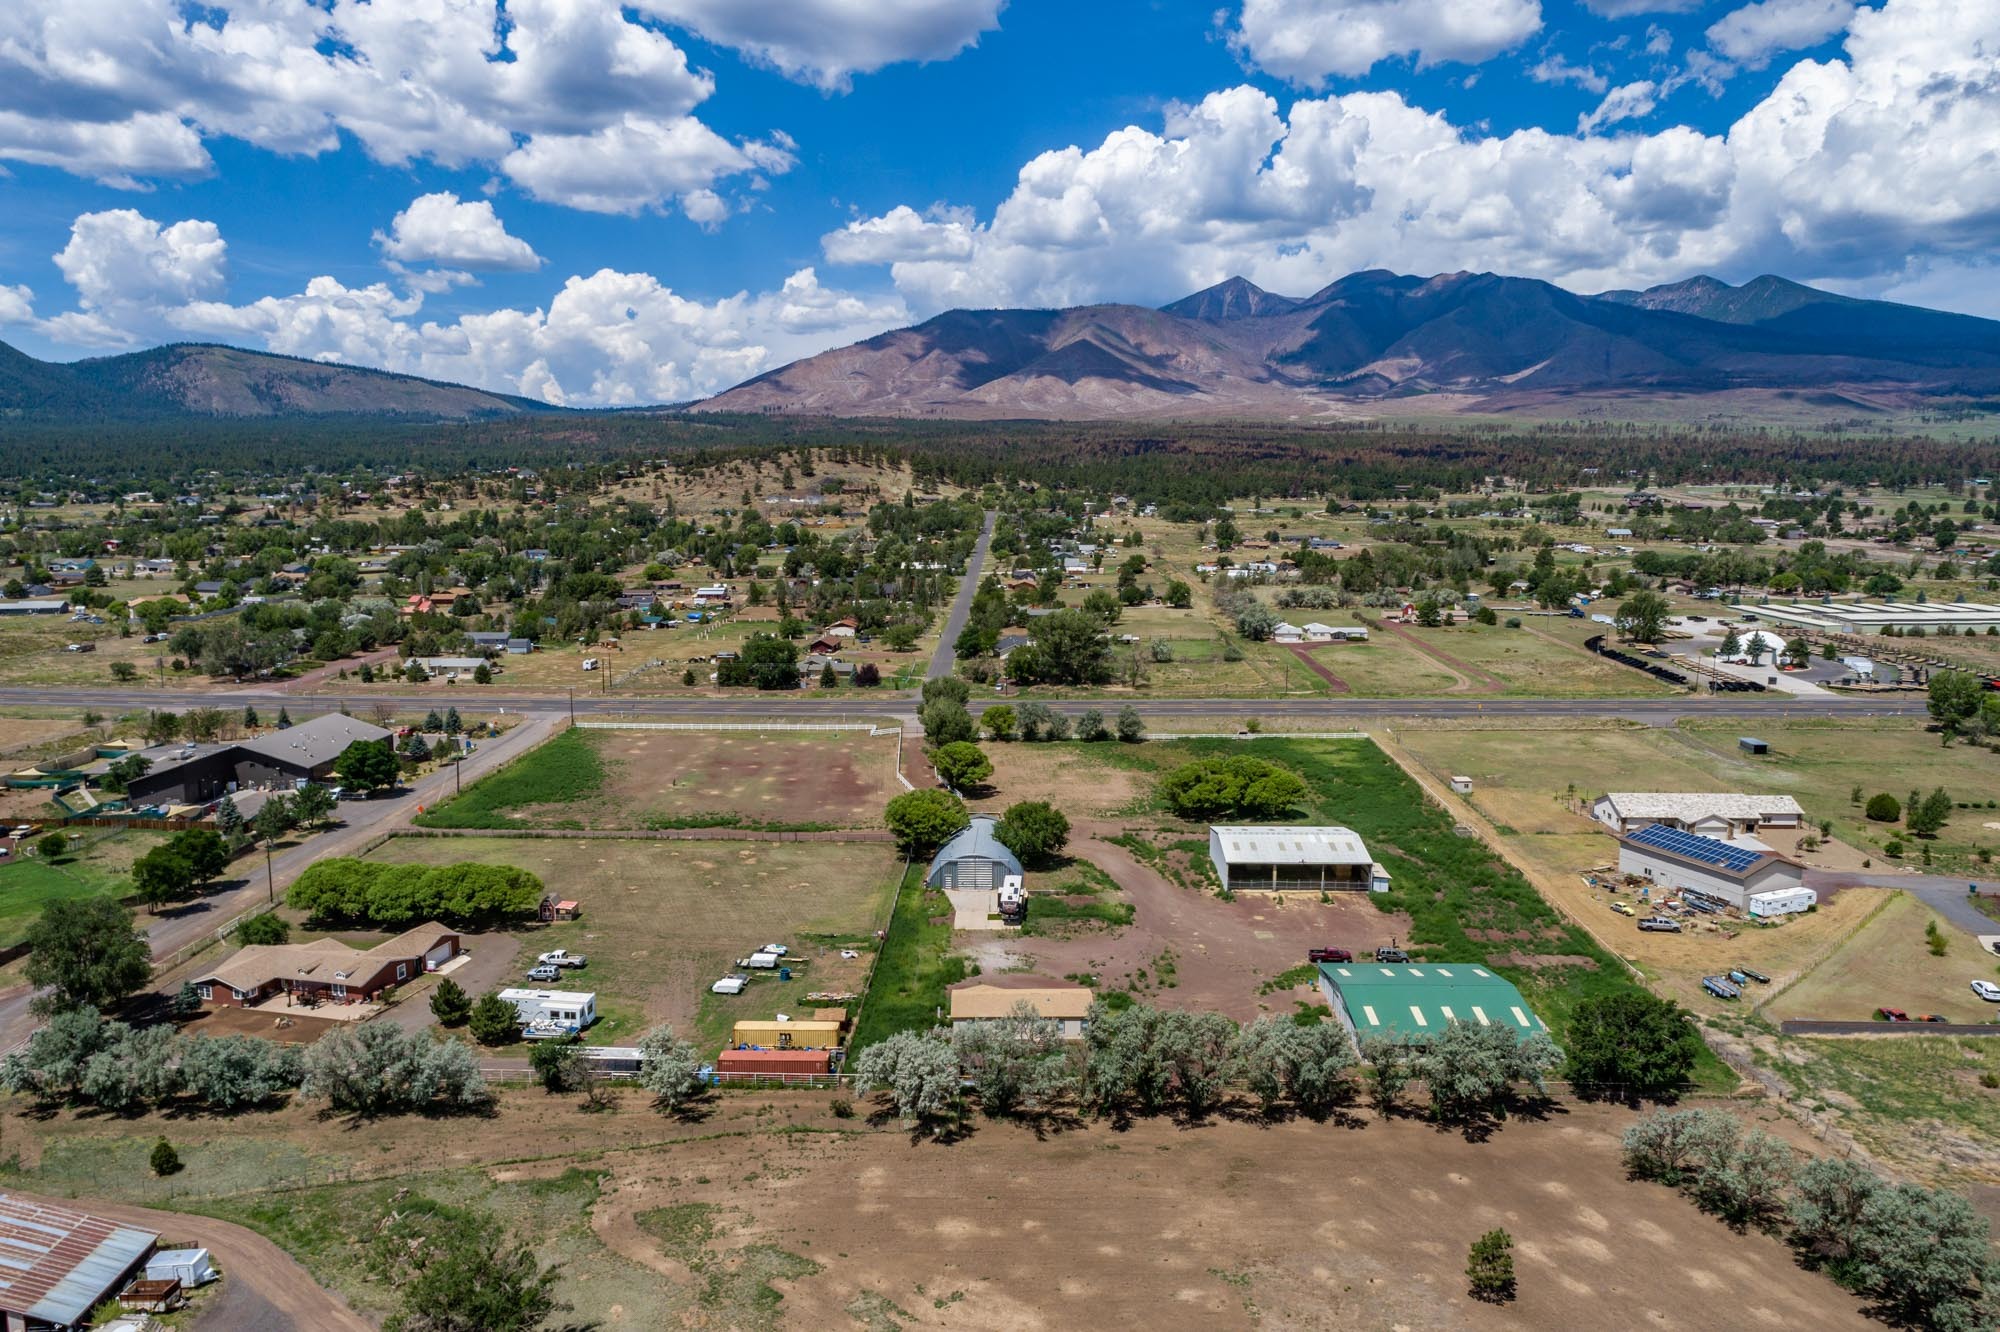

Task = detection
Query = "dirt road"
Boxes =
[1,1189,369,1332]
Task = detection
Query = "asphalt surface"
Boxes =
[1804,869,2000,941]
[929,508,997,681]
[1780,1019,2000,1036]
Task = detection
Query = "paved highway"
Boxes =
[0,683,1931,723]
[928,508,997,681]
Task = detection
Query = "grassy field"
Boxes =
[367,835,900,1051]
[1419,622,1676,697]
[0,827,164,949]
[1767,891,1994,1022]
[849,864,962,1051]
[416,726,901,832]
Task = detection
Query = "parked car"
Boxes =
[536,949,587,968]
[525,964,561,983]
[63,642,94,653]
[1610,902,1635,916]
[1638,916,1682,933]
[1877,1007,1910,1022]
[1914,1014,1949,1023]
[1971,980,2000,1003]
[1307,947,1352,964]
[1374,947,1409,963]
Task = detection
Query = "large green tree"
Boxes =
[930,741,993,792]
[23,899,151,1016]
[884,789,971,854]
[1563,991,1703,1100]
[1614,590,1671,643]
[334,738,400,793]
[994,801,1070,864]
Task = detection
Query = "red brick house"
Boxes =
[191,923,460,1007]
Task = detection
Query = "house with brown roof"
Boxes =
[947,974,1095,1040]
[190,923,460,1008]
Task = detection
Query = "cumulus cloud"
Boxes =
[1707,0,1855,67]
[375,193,542,272]
[825,0,2000,314]
[0,0,786,215]
[638,0,1006,92]
[26,209,908,406]
[501,117,795,217]
[1578,80,1660,133]
[1229,0,1542,83]
[1529,54,1609,94]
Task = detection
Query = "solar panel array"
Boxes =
[1627,822,1765,874]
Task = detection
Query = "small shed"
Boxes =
[1738,737,1770,755]
[145,1247,216,1287]
[715,1048,832,1081]
[1449,776,1474,795]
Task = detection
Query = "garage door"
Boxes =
[425,941,455,966]
[949,858,999,891]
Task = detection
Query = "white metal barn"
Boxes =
[927,815,1025,890]
[1208,826,1391,893]
[1592,792,1805,838]
[1616,824,1804,912]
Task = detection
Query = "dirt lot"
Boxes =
[177,1005,347,1044]
[366,835,899,1050]
[0,713,92,759]
[964,832,1410,1020]
[0,1089,1874,1332]
[967,745,1148,820]
[550,729,905,830]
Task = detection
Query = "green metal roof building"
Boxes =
[1316,962,1548,1044]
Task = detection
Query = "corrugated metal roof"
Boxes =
[1317,963,1546,1043]
[1211,826,1373,866]
[927,815,1023,880]
[0,1193,155,1325]
[1599,793,1803,822]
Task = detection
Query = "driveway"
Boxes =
[0,1189,370,1332]
[1803,867,2000,940]
[377,933,525,1034]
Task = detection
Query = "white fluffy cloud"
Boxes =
[1707,0,1855,67]
[1578,80,1660,133]
[638,0,1006,92]
[0,0,784,215]
[25,209,907,406]
[1529,54,1609,94]
[375,194,542,272]
[1230,0,1543,82]
[1579,0,1702,15]
[826,0,2000,314]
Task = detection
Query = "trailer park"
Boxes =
[0,715,1996,1329]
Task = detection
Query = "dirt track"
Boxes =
[2,1189,370,1332]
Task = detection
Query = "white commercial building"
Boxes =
[1209,826,1391,893]
[1592,792,1805,838]
[1616,824,1807,912]
[1746,599,2000,635]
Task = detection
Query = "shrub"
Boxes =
[930,741,993,791]
[429,977,472,1027]
[233,912,290,947]
[286,858,544,928]
[149,1137,182,1177]
[1865,793,1901,822]
[1466,1229,1514,1302]
[467,993,521,1046]
[1158,755,1309,820]
[1075,709,1108,742]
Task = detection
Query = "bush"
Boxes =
[1158,755,1309,820]
[149,1137,182,1177]
[1564,991,1703,1100]
[228,906,291,945]
[429,977,472,1027]
[1865,793,1901,822]
[300,1024,486,1113]
[467,993,521,1046]
[1075,709,1108,742]
[287,858,544,928]
[1466,1228,1514,1302]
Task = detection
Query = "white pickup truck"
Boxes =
[536,949,588,969]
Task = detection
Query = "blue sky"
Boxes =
[0,0,1992,405]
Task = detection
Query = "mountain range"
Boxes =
[3,270,1998,424]
[0,341,548,421]
[698,270,2000,420]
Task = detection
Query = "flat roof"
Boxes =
[498,988,596,1004]
[1211,826,1372,866]
[949,981,1095,1022]
[0,1193,156,1325]
[1748,599,2000,631]
[235,713,393,769]
[1598,793,1804,822]
[1317,963,1546,1042]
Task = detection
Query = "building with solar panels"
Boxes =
[1616,822,1810,915]
[1316,962,1547,1045]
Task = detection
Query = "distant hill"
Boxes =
[699,270,2000,420]
[0,340,552,421]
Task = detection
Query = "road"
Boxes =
[0,711,561,1046]
[1805,867,2000,941]
[0,684,1931,724]
[929,508,997,681]
[1780,1019,2000,1036]
[0,1189,372,1332]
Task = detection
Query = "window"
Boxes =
[395,963,408,981]
[231,988,248,1001]
[196,984,212,1001]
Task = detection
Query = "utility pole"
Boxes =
[265,843,274,904]
[567,688,575,725]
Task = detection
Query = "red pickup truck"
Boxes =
[1307,947,1352,964]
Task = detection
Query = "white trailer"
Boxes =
[497,987,597,1034]
[1747,887,1817,919]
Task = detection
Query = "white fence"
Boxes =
[575,720,899,736]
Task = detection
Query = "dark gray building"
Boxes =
[124,713,393,805]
